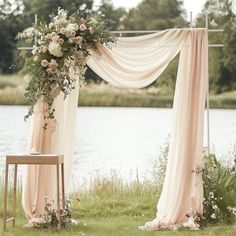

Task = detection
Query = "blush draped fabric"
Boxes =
[22,68,79,219]
[22,28,208,228]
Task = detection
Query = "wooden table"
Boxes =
[3,154,65,230]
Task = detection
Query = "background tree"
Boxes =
[196,0,236,93]
[121,0,187,30]
[97,0,125,30]
[0,0,24,73]
[22,0,94,22]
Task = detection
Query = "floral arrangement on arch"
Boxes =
[17,8,115,129]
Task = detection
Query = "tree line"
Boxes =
[0,0,235,93]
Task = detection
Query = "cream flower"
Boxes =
[46,68,53,74]
[80,24,87,31]
[49,59,59,69]
[68,38,73,44]
[41,59,49,67]
[45,34,53,40]
[66,23,79,32]
[42,46,48,53]
[48,22,54,29]
[89,26,94,33]
[60,28,66,34]
[48,41,63,57]
[52,35,60,42]
[70,31,76,37]
[33,56,38,62]
[58,38,64,45]
[74,36,83,45]
[211,213,216,219]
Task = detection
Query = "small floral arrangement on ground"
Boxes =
[26,196,78,228]
[17,8,115,129]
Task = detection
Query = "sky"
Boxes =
[94,0,207,19]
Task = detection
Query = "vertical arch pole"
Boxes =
[205,11,210,156]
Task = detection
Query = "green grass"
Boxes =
[0,217,236,236]
[0,74,27,105]
[0,74,236,108]
[0,172,235,235]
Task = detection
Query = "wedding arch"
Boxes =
[19,13,223,230]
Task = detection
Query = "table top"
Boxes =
[6,154,64,165]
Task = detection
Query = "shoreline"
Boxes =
[0,95,235,109]
[0,74,236,109]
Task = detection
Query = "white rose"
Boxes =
[33,56,38,62]
[49,22,54,29]
[66,23,79,32]
[52,35,60,42]
[68,38,73,44]
[48,41,63,57]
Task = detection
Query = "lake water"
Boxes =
[0,106,235,187]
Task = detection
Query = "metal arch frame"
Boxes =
[18,12,224,155]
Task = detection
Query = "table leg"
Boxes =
[3,163,9,231]
[61,163,65,208]
[13,164,17,227]
[56,164,61,229]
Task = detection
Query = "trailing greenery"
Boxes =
[196,0,236,93]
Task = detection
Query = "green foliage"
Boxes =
[196,0,236,93]
[0,0,25,73]
[97,0,125,30]
[152,142,236,225]
[121,0,187,30]
[202,154,236,225]
[22,0,94,22]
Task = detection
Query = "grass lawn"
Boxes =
[0,216,236,236]
[0,174,235,236]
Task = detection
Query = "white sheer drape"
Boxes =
[22,28,208,228]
